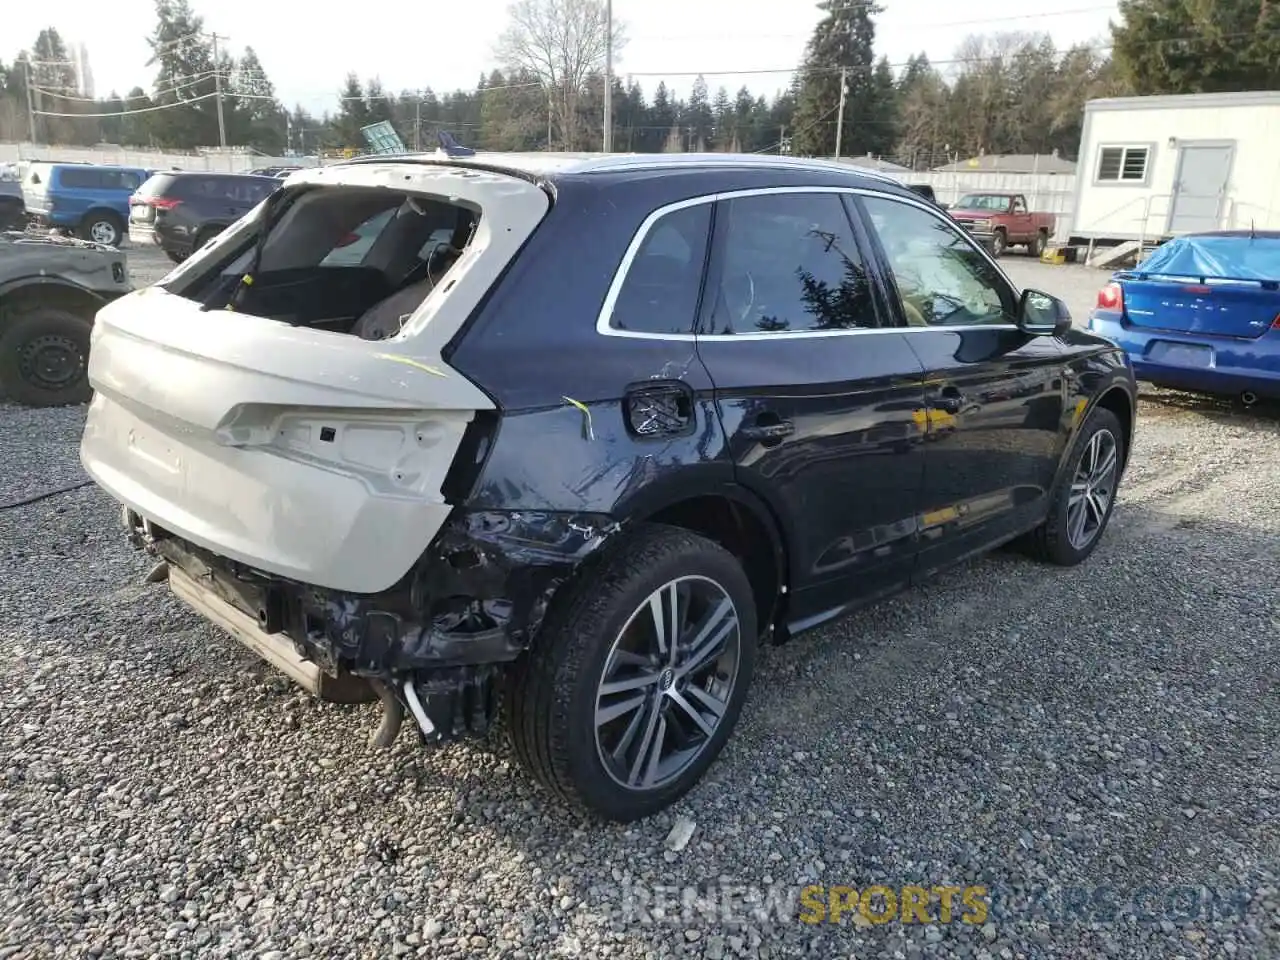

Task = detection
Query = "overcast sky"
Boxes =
[9,0,1120,117]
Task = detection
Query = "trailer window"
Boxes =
[1097,146,1148,183]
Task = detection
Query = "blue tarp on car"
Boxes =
[1136,233,1280,283]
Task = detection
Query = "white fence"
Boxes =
[0,141,319,173]
[907,170,1078,236]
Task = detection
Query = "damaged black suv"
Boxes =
[81,150,1136,822]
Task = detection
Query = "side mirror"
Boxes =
[1017,288,1071,336]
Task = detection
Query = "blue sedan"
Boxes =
[1087,230,1280,405]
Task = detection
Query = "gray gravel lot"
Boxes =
[1,249,1278,959]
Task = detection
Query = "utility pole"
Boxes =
[834,66,848,160]
[602,0,613,153]
[210,32,228,149]
[23,58,38,144]
[779,125,786,155]
[415,99,422,152]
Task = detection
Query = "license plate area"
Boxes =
[1146,340,1213,368]
[129,206,154,223]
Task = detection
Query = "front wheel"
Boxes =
[1021,406,1125,565]
[0,308,94,406]
[505,524,758,821]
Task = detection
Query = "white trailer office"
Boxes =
[1068,91,1280,248]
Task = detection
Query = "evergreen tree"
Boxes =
[686,75,713,150]
[145,0,221,148]
[711,86,733,150]
[1112,0,1280,95]
[791,0,886,157]
[332,73,369,149]
[232,46,284,153]
[648,82,676,153]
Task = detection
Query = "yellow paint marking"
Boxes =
[374,353,448,378]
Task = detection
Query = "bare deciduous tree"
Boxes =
[495,0,626,150]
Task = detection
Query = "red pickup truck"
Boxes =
[945,192,1056,259]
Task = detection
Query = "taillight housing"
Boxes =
[1272,313,1280,330]
[1096,282,1124,311]
[149,197,182,211]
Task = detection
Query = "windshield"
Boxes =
[953,194,1011,212]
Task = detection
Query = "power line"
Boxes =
[32,93,219,119]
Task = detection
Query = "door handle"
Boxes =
[741,419,794,442]
[926,387,965,414]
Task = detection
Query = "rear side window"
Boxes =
[57,167,103,189]
[702,191,880,335]
[607,203,712,335]
[136,174,178,198]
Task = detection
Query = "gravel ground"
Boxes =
[1,251,1278,959]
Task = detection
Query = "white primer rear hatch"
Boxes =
[80,161,550,594]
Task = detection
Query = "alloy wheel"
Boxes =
[1066,428,1118,550]
[89,219,118,245]
[594,575,741,792]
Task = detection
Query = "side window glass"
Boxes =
[608,202,712,335]
[120,172,143,191]
[60,167,99,189]
[704,192,879,334]
[861,195,1015,328]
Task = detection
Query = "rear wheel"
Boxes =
[0,308,94,406]
[505,524,757,821]
[79,212,123,247]
[1030,230,1049,258]
[165,247,188,264]
[1021,406,1124,566]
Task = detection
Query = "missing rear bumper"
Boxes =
[125,506,618,746]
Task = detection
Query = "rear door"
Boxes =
[853,191,1067,577]
[693,188,929,628]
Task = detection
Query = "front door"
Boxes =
[1168,144,1234,234]
[692,189,929,633]
[853,192,1067,578]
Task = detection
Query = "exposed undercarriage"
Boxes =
[123,507,620,749]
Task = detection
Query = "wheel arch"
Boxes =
[0,278,105,327]
[614,477,790,636]
[1052,377,1136,490]
[1094,383,1135,470]
[81,205,124,225]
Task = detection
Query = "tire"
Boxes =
[79,211,124,247]
[0,307,94,406]
[1030,230,1048,258]
[1021,406,1125,566]
[505,524,758,822]
[990,228,1007,258]
[165,247,188,264]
